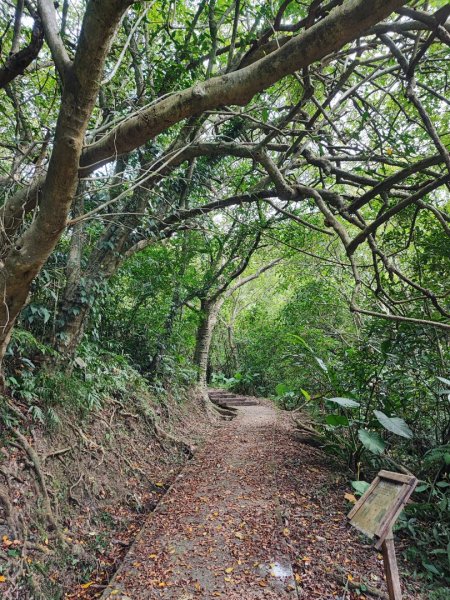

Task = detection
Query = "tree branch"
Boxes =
[37,0,72,78]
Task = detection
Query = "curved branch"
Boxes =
[347,175,450,254]
[350,305,450,331]
[80,0,406,173]
[37,0,72,77]
[0,11,44,89]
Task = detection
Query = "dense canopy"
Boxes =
[0,0,449,596]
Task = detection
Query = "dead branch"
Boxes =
[43,447,72,463]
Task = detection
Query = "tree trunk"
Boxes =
[0,0,131,378]
[194,298,224,386]
[146,291,182,378]
[53,242,122,355]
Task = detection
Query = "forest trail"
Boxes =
[99,397,422,600]
[101,401,298,599]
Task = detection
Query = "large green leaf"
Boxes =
[328,397,360,408]
[358,429,386,454]
[373,410,413,439]
[326,414,349,427]
[351,480,370,496]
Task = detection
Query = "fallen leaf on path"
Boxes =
[80,582,94,589]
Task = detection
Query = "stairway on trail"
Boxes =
[208,388,259,407]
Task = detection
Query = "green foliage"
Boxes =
[5,341,151,424]
[1,2,449,592]
[274,383,299,410]
[327,397,360,409]
[351,481,371,496]
[358,430,386,455]
[373,410,413,439]
[400,480,450,583]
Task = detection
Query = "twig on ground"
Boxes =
[43,447,72,462]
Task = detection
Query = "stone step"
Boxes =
[208,389,259,407]
[209,394,250,400]
[218,401,259,407]
[219,398,257,403]
[210,395,254,401]
[209,393,248,398]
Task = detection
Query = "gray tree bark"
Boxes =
[194,298,225,386]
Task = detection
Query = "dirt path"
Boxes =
[100,401,425,600]
[101,403,297,599]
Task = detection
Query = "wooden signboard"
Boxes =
[348,470,417,600]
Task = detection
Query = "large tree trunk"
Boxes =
[53,276,98,356]
[53,235,124,356]
[0,0,132,380]
[0,0,131,378]
[194,298,224,386]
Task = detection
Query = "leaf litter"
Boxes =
[95,399,427,599]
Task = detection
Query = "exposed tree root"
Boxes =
[0,465,25,483]
[292,415,321,436]
[154,423,193,457]
[4,400,27,422]
[0,390,210,598]
[43,446,72,463]
[9,427,64,543]
[69,473,84,505]
[0,482,19,538]
[23,541,53,555]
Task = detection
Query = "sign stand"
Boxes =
[347,470,417,600]
[382,528,402,600]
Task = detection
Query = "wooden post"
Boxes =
[381,528,402,600]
